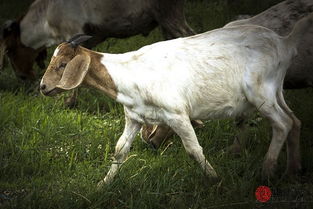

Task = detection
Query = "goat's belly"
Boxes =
[125,106,167,125]
[189,97,253,120]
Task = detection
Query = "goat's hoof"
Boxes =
[97,179,108,189]
[262,160,277,180]
[204,168,219,184]
[97,180,104,188]
[207,174,220,185]
[97,175,115,189]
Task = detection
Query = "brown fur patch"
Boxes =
[57,43,76,58]
[79,47,117,99]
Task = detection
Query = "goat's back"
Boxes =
[104,25,294,119]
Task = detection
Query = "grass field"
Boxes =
[1,0,313,208]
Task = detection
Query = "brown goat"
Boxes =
[0,0,194,80]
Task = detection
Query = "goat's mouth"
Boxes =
[41,88,60,96]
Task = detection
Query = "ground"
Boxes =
[0,0,313,208]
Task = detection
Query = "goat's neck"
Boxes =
[83,49,118,100]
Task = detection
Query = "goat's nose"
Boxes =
[40,84,46,91]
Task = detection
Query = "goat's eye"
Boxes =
[58,63,67,70]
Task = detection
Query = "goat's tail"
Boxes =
[286,12,313,46]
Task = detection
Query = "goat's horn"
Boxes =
[67,34,92,48]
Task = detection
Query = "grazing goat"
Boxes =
[143,0,313,150]
[40,14,313,185]
[0,0,194,80]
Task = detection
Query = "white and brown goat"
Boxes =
[40,14,313,185]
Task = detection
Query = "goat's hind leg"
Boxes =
[245,84,293,179]
[98,115,141,187]
[277,91,301,175]
[252,99,292,178]
[167,115,218,181]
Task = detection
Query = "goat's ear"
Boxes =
[56,54,91,90]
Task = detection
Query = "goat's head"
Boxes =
[0,19,45,80]
[40,34,92,96]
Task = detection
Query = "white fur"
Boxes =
[96,24,299,185]
[41,22,301,185]
[102,26,293,123]
[52,46,60,57]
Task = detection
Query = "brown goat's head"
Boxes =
[0,20,46,80]
[40,34,92,96]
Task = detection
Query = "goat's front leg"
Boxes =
[98,115,141,187]
[167,115,218,180]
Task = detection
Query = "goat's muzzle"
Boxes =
[40,84,46,91]
[41,88,56,96]
[40,85,61,96]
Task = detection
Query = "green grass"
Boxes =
[1,0,313,208]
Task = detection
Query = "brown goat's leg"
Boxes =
[141,120,204,149]
[228,117,248,154]
[141,124,172,149]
